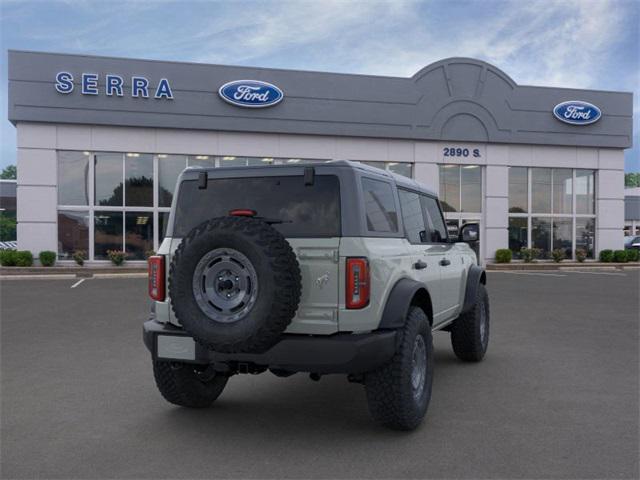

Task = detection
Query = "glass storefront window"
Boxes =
[576,218,596,258]
[94,211,123,259]
[219,156,246,167]
[531,217,551,258]
[125,212,153,260]
[508,217,527,258]
[552,169,572,214]
[552,217,572,258]
[125,153,153,207]
[460,165,481,213]
[576,170,595,214]
[531,168,551,213]
[158,155,187,207]
[57,210,89,259]
[159,212,171,243]
[58,151,90,205]
[188,155,215,168]
[95,153,123,206]
[388,162,412,178]
[439,165,460,212]
[508,167,528,213]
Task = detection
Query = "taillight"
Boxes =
[346,257,370,309]
[148,255,165,301]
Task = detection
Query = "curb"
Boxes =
[0,266,146,276]
[0,272,148,280]
[486,262,639,271]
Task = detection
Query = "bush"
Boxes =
[575,249,587,263]
[520,248,533,263]
[0,249,18,266]
[107,250,127,266]
[613,250,628,263]
[599,249,614,262]
[551,249,565,263]
[144,249,156,259]
[626,249,639,262]
[15,250,34,267]
[495,249,512,263]
[39,250,56,267]
[73,250,87,266]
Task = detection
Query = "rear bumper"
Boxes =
[143,319,396,374]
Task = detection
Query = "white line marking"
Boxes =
[567,270,626,276]
[70,278,86,288]
[491,271,566,277]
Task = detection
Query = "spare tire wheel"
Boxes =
[169,216,301,353]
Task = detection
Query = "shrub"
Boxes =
[0,249,18,266]
[613,250,628,263]
[520,248,533,263]
[551,249,565,263]
[575,249,587,263]
[626,249,639,262]
[15,250,34,267]
[107,250,127,266]
[495,249,512,263]
[39,250,56,267]
[144,249,156,259]
[599,249,614,262]
[72,250,87,266]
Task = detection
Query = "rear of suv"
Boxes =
[144,161,489,430]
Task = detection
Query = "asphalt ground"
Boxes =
[1,270,638,479]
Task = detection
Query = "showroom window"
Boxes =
[438,164,482,238]
[360,161,413,178]
[508,167,596,259]
[56,152,330,261]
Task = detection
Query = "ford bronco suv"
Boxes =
[143,161,489,430]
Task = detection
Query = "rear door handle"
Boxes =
[440,258,451,266]
[413,260,427,270]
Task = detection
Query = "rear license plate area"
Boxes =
[156,335,196,361]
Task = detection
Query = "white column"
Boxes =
[484,165,509,263]
[16,123,58,258]
[596,149,625,253]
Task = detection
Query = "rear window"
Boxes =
[173,175,341,237]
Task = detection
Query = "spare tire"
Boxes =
[169,216,301,353]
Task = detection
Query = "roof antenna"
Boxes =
[198,171,208,189]
[304,166,315,186]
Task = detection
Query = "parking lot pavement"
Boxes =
[1,272,638,479]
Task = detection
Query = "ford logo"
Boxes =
[218,80,283,108]
[553,100,601,125]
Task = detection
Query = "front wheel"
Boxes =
[364,307,433,430]
[450,283,489,362]
[152,361,228,408]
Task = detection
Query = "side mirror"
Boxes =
[459,223,479,243]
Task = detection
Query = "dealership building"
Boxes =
[7,50,633,264]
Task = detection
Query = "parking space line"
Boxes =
[489,271,566,277]
[566,270,626,276]
[70,278,86,288]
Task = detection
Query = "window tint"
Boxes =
[361,178,398,233]
[174,175,340,237]
[421,196,448,243]
[398,189,427,243]
[58,151,90,205]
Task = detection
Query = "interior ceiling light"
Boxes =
[222,156,236,161]
[262,158,273,162]
[157,154,167,158]
[287,159,300,163]
[195,155,209,160]
[463,165,479,169]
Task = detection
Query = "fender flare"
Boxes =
[461,265,486,314]
[377,278,432,330]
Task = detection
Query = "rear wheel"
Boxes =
[153,361,228,408]
[450,283,489,362]
[364,307,433,430]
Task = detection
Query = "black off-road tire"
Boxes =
[450,283,489,362]
[364,307,433,431]
[153,361,228,408]
[169,216,301,353]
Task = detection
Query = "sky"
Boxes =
[0,0,638,172]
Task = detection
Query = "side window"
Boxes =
[421,195,448,243]
[361,177,398,233]
[398,189,427,243]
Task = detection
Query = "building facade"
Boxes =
[7,51,633,264]
[625,188,640,236]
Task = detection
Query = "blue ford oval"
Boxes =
[218,80,284,108]
[553,100,601,125]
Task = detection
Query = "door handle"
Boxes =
[413,260,427,270]
[440,258,451,267]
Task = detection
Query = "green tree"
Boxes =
[625,172,640,188]
[0,216,17,241]
[1,165,16,179]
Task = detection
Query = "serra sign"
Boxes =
[55,72,174,99]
